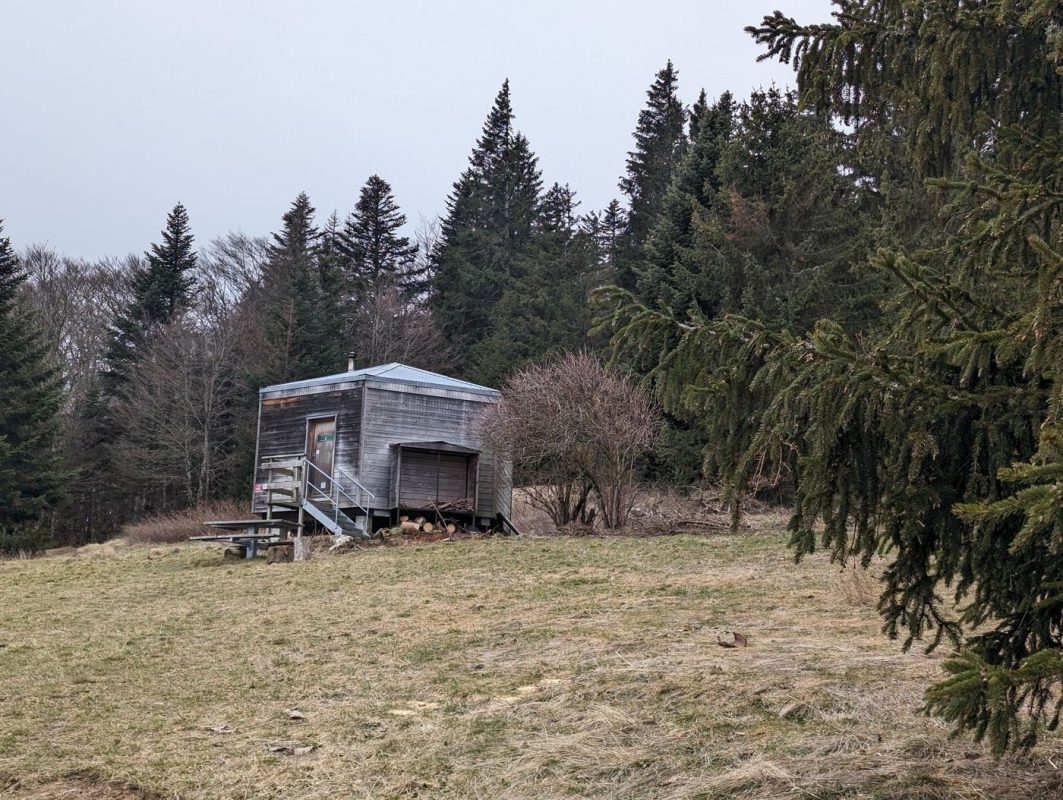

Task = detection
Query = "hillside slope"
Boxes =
[1,525,1060,799]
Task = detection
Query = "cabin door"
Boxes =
[305,416,336,491]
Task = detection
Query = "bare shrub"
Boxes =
[486,352,661,529]
[837,565,880,608]
[124,501,245,544]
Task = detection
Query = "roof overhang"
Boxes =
[259,362,499,398]
[392,440,481,455]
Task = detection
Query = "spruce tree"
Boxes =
[688,88,709,141]
[317,210,347,301]
[591,199,629,281]
[338,175,423,299]
[636,90,735,318]
[600,0,1063,753]
[432,80,543,376]
[0,220,64,551]
[257,192,344,381]
[469,183,595,385]
[615,61,688,289]
[104,202,197,392]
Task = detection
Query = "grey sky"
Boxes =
[1,0,832,259]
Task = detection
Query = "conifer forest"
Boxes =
[2,0,1063,766]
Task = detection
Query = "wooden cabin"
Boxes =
[251,362,513,538]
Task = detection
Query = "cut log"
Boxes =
[400,520,421,533]
[293,537,312,562]
[422,522,434,533]
[399,515,409,523]
[445,523,457,534]
[266,544,294,564]
[414,516,426,524]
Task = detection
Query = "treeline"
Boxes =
[3,60,767,548]
[0,68,640,546]
[5,179,450,548]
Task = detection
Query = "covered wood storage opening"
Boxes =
[393,441,479,520]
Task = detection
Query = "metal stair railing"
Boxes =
[302,459,369,530]
[336,465,375,507]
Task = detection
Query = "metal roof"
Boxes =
[259,362,500,396]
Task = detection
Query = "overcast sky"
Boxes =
[1,0,832,259]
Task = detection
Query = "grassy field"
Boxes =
[1,520,1061,799]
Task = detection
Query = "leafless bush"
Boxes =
[486,352,661,529]
[124,501,245,544]
[836,565,880,608]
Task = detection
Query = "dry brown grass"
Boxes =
[123,501,247,545]
[513,485,747,537]
[1,515,1060,799]
[836,564,883,609]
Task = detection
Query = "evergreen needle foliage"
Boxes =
[599,0,1063,753]
[432,81,596,384]
[104,202,197,393]
[339,175,425,299]
[0,220,64,551]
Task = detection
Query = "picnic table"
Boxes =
[190,519,301,559]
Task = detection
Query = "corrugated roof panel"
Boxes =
[259,362,499,396]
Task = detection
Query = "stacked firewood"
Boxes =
[397,515,458,535]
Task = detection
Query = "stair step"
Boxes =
[301,498,368,539]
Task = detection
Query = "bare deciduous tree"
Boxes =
[22,246,133,407]
[197,233,270,312]
[114,316,240,507]
[349,286,452,371]
[486,352,660,529]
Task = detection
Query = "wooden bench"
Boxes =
[191,519,301,559]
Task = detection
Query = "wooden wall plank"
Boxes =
[252,388,361,512]
[360,386,504,517]
[254,380,511,519]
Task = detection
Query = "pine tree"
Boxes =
[256,192,343,381]
[338,175,423,299]
[615,61,688,289]
[432,80,543,377]
[469,183,595,385]
[600,0,1063,753]
[0,220,64,551]
[104,202,197,392]
[688,88,709,141]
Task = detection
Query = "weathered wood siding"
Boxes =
[359,382,502,518]
[494,455,513,519]
[252,387,362,512]
[398,451,474,507]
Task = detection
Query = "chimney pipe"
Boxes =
[347,352,355,372]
